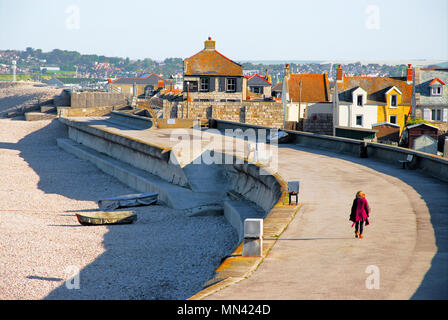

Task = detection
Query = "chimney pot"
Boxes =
[336,65,343,82]
[406,64,413,83]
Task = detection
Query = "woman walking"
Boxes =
[350,191,370,239]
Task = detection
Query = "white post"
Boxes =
[242,219,263,257]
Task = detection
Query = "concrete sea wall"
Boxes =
[59,118,189,188]
[58,118,284,220]
[70,91,127,108]
[214,119,448,183]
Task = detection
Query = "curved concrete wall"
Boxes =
[222,162,283,214]
[59,118,189,188]
[58,118,284,214]
[59,118,285,243]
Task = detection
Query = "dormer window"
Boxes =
[352,88,366,107]
[385,86,402,108]
[356,95,363,106]
[391,94,397,107]
[431,86,442,96]
[429,78,445,96]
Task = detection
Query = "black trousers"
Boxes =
[355,221,364,234]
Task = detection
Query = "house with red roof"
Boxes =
[183,37,246,102]
[246,74,272,99]
[332,65,413,134]
[275,64,332,122]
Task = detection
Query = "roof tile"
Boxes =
[184,49,242,76]
[287,73,330,103]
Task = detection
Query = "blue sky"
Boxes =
[0,0,447,61]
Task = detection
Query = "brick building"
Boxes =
[183,37,247,103]
[413,67,448,123]
[246,74,272,100]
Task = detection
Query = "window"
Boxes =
[357,95,363,106]
[356,115,363,126]
[226,78,236,92]
[144,85,154,97]
[251,86,263,94]
[431,109,443,121]
[389,115,397,124]
[200,78,209,92]
[391,95,397,107]
[431,86,442,96]
[185,81,198,92]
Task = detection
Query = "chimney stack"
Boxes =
[406,64,413,83]
[204,37,215,50]
[336,65,343,82]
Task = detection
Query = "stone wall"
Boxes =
[303,113,333,135]
[70,91,127,108]
[163,100,284,128]
[183,76,245,102]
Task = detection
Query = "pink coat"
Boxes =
[350,197,370,223]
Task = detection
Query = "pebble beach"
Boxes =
[0,118,237,299]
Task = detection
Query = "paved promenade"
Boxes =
[55,117,448,299]
[206,144,447,300]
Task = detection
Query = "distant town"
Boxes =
[2,47,446,85]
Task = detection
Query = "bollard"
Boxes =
[288,180,300,205]
[242,219,263,257]
[360,141,368,158]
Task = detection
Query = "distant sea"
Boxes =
[237,59,448,67]
[237,60,323,65]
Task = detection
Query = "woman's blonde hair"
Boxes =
[356,191,366,198]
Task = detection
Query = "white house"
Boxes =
[335,86,378,129]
